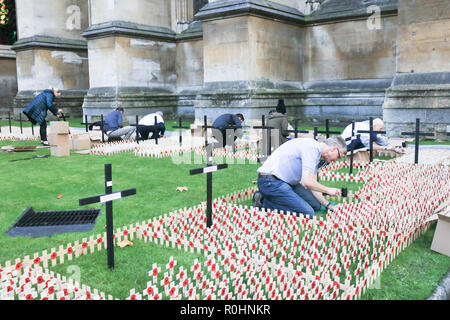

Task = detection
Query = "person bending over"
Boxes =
[257,136,347,217]
[23,87,63,146]
[103,108,136,141]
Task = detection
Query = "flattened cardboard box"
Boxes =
[428,211,450,257]
[49,121,70,134]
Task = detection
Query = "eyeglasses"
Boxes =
[337,149,341,158]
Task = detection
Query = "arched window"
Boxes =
[0,0,16,45]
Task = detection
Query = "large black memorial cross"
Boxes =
[344,122,360,175]
[401,118,434,164]
[201,115,216,148]
[356,117,386,163]
[79,164,136,269]
[81,115,95,133]
[285,119,309,139]
[253,115,274,161]
[173,117,190,147]
[189,144,228,228]
[314,119,341,140]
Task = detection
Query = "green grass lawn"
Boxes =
[0,139,448,299]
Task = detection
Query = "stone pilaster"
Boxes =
[194,0,305,125]
[82,0,180,121]
[383,0,450,139]
[12,0,90,119]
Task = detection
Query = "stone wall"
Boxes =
[9,0,449,133]
[0,45,17,116]
[383,0,450,139]
[195,2,305,124]
[302,14,397,124]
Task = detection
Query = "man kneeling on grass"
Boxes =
[257,136,347,217]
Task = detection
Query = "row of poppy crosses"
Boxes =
[1,159,448,300]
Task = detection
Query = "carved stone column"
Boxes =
[82,0,179,121]
[12,0,89,118]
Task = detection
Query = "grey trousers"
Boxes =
[108,126,136,140]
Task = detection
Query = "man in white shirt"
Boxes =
[257,136,347,217]
[341,118,404,153]
[138,111,165,140]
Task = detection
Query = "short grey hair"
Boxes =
[156,111,163,117]
[325,136,347,154]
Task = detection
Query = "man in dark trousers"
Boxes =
[212,113,245,147]
[137,111,165,140]
[23,87,63,146]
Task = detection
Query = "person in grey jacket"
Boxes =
[266,99,289,150]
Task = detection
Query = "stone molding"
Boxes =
[307,0,398,24]
[0,45,16,59]
[195,0,397,25]
[82,21,177,42]
[11,36,87,52]
[195,0,305,24]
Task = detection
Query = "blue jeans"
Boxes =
[257,176,321,218]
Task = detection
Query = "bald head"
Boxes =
[373,118,384,131]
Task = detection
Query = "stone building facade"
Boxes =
[3,0,449,137]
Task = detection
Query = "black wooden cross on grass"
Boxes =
[344,122,360,175]
[173,117,190,147]
[79,164,136,269]
[189,144,228,228]
[201,115,216,148]
[253,115,274,161]
[285,119,309,139]
[401,118,434,164]
[314,119,341,140]
[81,115,91,133]
[356,117,386,163]
[6,111,13,133]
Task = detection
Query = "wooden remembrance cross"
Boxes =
[344,122,360,175]
[254,115,275,162]
[401,118,434,164]
[189,144,228,228]
[314,119,341,140]
[201,115,215,148]
[173,117,190,147]
[285,119,309,139]
[356,117,386,163]
[79,164,136,269]
[81,115,95,133]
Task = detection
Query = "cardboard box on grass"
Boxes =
[191,124,203,137]
[345,148,370,162]
[72,132,91,150]
[426,204,450,257]
[48,133,69,147]
[50,144,70,157]
[49,121,69,134]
